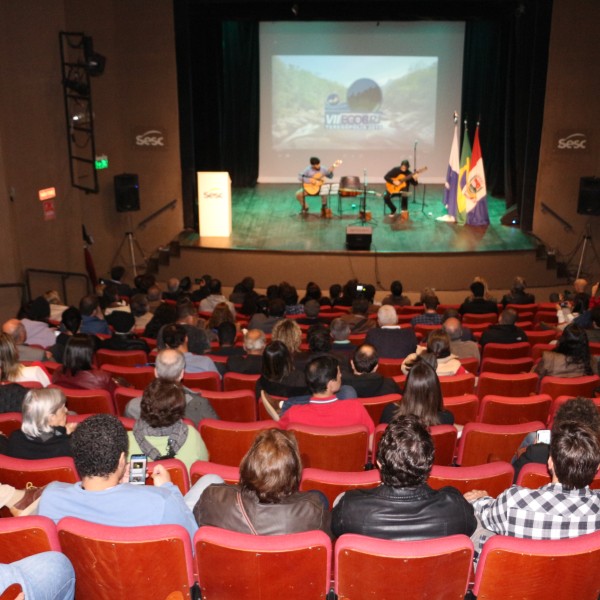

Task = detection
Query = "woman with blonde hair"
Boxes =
[0,333,50,387]
[7,388,75,459]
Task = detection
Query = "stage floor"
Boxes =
[188,184,535,254]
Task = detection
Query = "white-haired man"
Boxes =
[365,305,418,358]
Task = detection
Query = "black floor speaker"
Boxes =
[346,226,372,250]
[577,177,600,216]
[114,173,140,212]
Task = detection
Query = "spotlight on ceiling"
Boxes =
[83,36,106,77]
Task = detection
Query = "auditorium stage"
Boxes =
[171,184,561,292]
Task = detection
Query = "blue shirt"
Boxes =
[80,315,111,335]
[39,481,198,542]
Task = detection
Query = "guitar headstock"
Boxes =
[332,160,343,169]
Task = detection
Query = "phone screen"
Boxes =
[536,429,551,445]
[129,454,147,484]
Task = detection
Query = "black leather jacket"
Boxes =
[332,483,476,540]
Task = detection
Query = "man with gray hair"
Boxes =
[124,348,218,425]
[442,317,480,362]
[365,305,418,358]
[2,319,48,362]
[329,317,356,362]
[225,329,266,374]
[479,308,528,348]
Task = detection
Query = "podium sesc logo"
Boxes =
[556,132,587,151]
[133,128,167,150]
[202,187,223,200]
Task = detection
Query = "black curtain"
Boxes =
[176,0,552,232]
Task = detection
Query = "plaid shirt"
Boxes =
[410,312,442,326]
[472,483,600,556]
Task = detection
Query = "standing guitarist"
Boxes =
[383,160,419,221]
[296,156,337,218]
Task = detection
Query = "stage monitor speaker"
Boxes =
[500,206,519,227]
[114,173,140,212]
[346,226,372,250]
[577,177,600,216]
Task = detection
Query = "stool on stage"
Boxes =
[338,176,362,215]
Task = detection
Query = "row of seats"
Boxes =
[0,514,599,599]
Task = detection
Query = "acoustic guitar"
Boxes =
[303,159,342,195]
[385,166,428,195]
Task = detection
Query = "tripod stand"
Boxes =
[111,230,147,277]
[575,220,600,280]
[351,171,378,227]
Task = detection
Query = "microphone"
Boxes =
[364,169,368,187]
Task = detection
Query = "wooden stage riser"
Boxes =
[162,247,563,292]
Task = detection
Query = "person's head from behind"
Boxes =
[554,397,600,433]
[305,355,340,395]
[207,302,234,330]
[377,415,435,487]
[442,317,463,341]
[79,295,100,317]
[267,298,286,318]
[377,305,398,327]
[140,379,186,428]
[352,344,379,374]
[352,296,370,316]
[395,359,443,426]
[304,282,322,301]
[243,329,266,354]
[307,325,331,353]
[426,329,452,359]
[177,298,198,323]
[2,319,25,344]
[279,282,299,307]
[110,266,126,282]
[511,276,526,294]
[0,332,19,381]
[240,429,302,503]
[162,324,187,350]
[549,420,600,491]
[423,294,440,312]
[390,280,403,297]
[499,309,518,326]
[555,324,591,371]
[217,321,237,347]
[262,341,293,382]
[21,388,67,438]
[130,294,149,318]
[303,299,320,319]
[152,303,177,327]
[71,414,129,479]
[470,281,485,298]
[155,348,185,381]
[272,319,302,354]
[208,278,222,295]
[61,306,82,334]
[63,334,95,375]
[329,283,342,300]
[330,318,350,341]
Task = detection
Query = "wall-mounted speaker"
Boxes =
[114,173,140,212]
[577,177,600,216]
[346,226,372,250]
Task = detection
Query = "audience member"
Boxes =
[124,349,218,425]
[143,302,177,339]
[190,274,212,303]
[104,265,132,298]
[128,379,208,471]
[101,284,130,316]
[366,305,418,358]
[280,282,304,315]
[341,344,400,397]
[329,318,355,359]
[229,276,258,305]
[583,306,600,343]
[2,318,47,362]
[161,324,220,376]
[299,281,323,305]
[380,358,455,425]
[7,388,75,459]
[256,341,308,398]
[79,295,111,336]
[38,414,198,541]
[225,329,266,374]
[339,296,377,334]
[0,379,28,414]
[296,299,322,325]
[332,415,475,539]
[156,299,210,354]
[199,278,235,317]
[102,311,149,352]
[381,280,411,307]
[442,317,480,361]
[410,294,442,326]
[248,298,285,333]
[206,302,236,341]
[49,307,83,363]
[459,281,499,316]
[466,420,600,556]
[501,276,535,307]
[51,334,116,396]
[271,319,309,369]
[479,308,528,348]
[146,284,163,312]
[402,330,465,376]
[162,277,181,302]
[533,323,596,378]
[130,293,153,330]
[193,429,330,536]
[441,309,475,341]
[278,355,374,434]
[211,322,244,357]
[0,333,50,386]
[18,296,57,348]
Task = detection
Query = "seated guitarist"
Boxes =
[383,160,419,220]
[296,156,334,218]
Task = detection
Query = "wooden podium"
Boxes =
[197,171,232,237]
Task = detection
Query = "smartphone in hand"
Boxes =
[129,454,147,484]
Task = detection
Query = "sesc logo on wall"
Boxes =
[132,127,167,151]
[554,130,589,153]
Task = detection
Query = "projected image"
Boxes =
[272,55,437,151]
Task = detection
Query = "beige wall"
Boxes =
[533,0,600,278]
[0,0,182,320]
